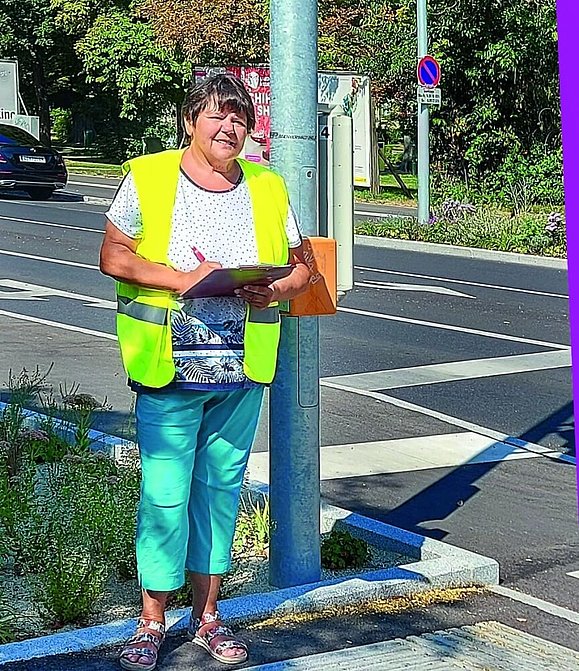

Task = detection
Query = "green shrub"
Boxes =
[19,453,139,624]
[50,108,72,145]
[0,592,17,643]
[0,369,140,625]
[355,207,566,258]
[433,146,564,209]
[321,529,370,570]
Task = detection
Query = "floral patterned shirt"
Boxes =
[106,167,302,391]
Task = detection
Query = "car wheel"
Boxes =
[27,187,54,200]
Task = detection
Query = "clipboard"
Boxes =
[182,264,294,299]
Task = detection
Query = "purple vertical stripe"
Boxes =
[557,0,579,514]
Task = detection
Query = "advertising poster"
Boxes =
[0,60,18,119]
[195,67,373,185]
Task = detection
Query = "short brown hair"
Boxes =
[182,73,256,132]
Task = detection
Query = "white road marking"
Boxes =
[356,280,475,299]
[67,180,118,190]
[0,214,102,234]
[325,350,571,391]
[0,306,573,470]
[321,380,576,466]
[337,306,570,350]
[0,280,115,309]
[247,431,560,483]
[490,585,579,625]
[0,218,104,235]
[0,249,99,270]
[356,266,569,299]
[0,309,117,340]
[566,570,579,579]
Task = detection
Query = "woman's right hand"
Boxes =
[176,261,222,295]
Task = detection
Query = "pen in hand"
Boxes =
[191,245,206,263]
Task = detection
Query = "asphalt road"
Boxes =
[0,181,577,660]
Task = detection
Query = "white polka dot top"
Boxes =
[106,167,302,391]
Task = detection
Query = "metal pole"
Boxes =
[417,0,430,225]
[268,0,321,587]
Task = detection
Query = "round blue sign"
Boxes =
[417,56,441,88]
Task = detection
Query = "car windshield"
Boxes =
[0,123,38,146]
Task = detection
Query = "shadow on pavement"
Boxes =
[322,402,576,546]
[0,189,84,203]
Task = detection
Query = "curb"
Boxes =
[0,409,499,666]
[355,235,567,269]
[0,493,499,666]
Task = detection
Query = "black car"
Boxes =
[0,123,67,200]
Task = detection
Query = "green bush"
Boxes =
[18,452,140,624]
[50,108,72,145]
[433,145,564,209]
[321,529,371,570]
[0,592,17,643]
[0,369,140,626]
[355,207,566,258]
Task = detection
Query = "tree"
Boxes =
[50,0,191,159]
[138,0,268,64]
[0,0,82,143]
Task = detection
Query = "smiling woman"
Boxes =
[98,72,311,671]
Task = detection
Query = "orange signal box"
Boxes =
[287,236,337,317]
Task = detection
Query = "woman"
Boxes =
[99,73,310,671]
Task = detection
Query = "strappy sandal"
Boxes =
[188,610,248,665]
[119,617,165,671]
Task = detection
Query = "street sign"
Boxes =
[417,55,441,88]
[417,86,441,106]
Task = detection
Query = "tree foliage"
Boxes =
[76,9,190,120]
[138,0,269,64]
[328,0,560,185]
[1,0,562,187]
[0,0,81,142]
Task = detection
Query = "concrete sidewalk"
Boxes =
[3,588,579,670]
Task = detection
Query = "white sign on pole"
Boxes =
[417,86,441,106]
[0,60,19,116]
[318,72,372,188]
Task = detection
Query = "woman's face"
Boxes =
[185,100,248,164]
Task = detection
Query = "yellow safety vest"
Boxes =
[115,149,289,387]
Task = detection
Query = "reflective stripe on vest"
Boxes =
[114,149,289,388]
[117,296,168,325]
[248,306,279,324]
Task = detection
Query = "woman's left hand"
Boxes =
[235,284,278,310]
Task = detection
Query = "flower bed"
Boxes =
[355,204,566,258]
[0,369,408,643]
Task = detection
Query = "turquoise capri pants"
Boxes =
[135,386,265,592]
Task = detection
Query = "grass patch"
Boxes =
[64,160,122,178]
[380,173,418,190]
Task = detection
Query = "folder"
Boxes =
[182,264,294,299]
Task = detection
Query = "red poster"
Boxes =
[195,65,272,165]
[227,66,271,165]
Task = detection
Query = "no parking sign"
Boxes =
[417,55,442,106]
[417,55,441,88]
